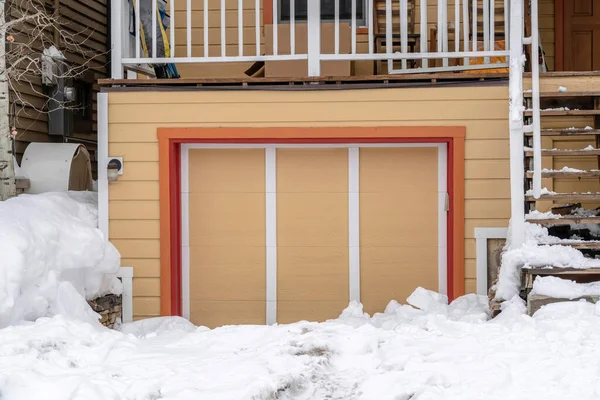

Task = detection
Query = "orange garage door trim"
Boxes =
[158,127,466,318]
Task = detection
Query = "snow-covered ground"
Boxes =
[2,291,600,400]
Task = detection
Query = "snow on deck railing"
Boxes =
[110,0,511,78]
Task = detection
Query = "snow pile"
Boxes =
[4,289,600,399]
[532,276,600,299]
[0,192,121,328]
[495,222,600,301]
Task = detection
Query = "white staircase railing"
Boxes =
[507,0,541,249]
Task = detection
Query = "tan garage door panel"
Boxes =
[276,148,349,323]
[188,149,266,328]
[359,147,439,315]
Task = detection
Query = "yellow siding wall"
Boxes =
[107,85,509,319]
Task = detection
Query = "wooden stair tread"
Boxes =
[524,149,600,156]
[525,128,600,136]
[524,91,600,98]
[526,170,600,178]
[526,193,600,201]
[526,215,600,226]
[544,241,600,250]
[524,266,600,275]
[524,109,600,117]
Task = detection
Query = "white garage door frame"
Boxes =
[180,143,448,324]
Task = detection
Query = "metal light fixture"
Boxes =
[107,159,122,182]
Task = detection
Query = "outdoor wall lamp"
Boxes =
[107,158,123,182]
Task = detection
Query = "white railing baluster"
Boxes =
[368,0,374,54]
[508,0,525,248]
[386,0,392,73]
[503,0,509,48]
[531,0,541,199]
[472,0,477,52]
[135,0,140,58]
[307,0,321,76]
[152,0,157,57]
[455,0,460,53]
[442,0,448,67]
[189,0,193,57]
[483,0,489,64]
[352,0,357,54]
[110,0,123,78]
[437,0,443,53]
[255,0,260,55]
[420,0,427,68]
[335,0,340,54]
[221,0,226,56]
[290,0,295,55]
[273,0,278,55]
[169,0,174,57]
[400,0,407,70]
[462,0,469,65]
[203,0,208,57]
[490,0,495,53]
[238,0,244,56]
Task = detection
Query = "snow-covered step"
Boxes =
[527,293,600,316]
[526,127,600,136]
[524,91,600,98]
[526,169,600,178]
[524,148,600,157]
[541,240,600,250]
[525,192,600,202]
[526,215,600,226]
[523,109,600,117]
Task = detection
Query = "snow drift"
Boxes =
[0,192,121,327]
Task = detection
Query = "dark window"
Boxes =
[280,0,366,24]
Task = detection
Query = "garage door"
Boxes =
[182,144,446,328]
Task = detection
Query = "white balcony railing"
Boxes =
[110,0,512,78]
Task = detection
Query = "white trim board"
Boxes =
[97,93,109,242]
[180,143,448,324]
[474,228,508,296]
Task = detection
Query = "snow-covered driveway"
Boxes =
[2,291,600,400]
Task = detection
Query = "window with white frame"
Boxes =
[279,0,366,26]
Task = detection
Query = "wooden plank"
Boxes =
[525,149,600,156]
[526,193,600,201]
[526,216,600,225]
[525,128,600,136]
[524,267,600,275]
[524,91,600,98]
[526,170,600,178]
[524,110,600,117]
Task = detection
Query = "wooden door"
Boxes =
[563,0,600,71]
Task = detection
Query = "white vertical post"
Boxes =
[265,149,277,325]
[307,0,321,76]
[169,0,174,57]
[508,0,525,248]
[221,0,226,56]
[386,0,392,73]
[348,148,360,303]
[454,0,460,53]
[189,0,193,57]
[351,0,357,54]
[97,93,109,239]
[503,0,509,49]
[531,0,541,199]
[290,0,295,54]
[335,0,340,54]
[238,0,244,56]
[442,0,448,66]
[400,0,408,70]
[116,267,134,323]
[203,0,208,57]
[420,0,427,68]
[490,0,495,52]
[368,0,374,54]
[272,0,278,55]
[462,0,469,65]
[152,0,157,57]
[483,0,489,64]
[135,0,141,58]
[180,146,190,319]
[255,0,261,55]
[472,0,477,52]
[437,0,443,53]
[110,0,123,78]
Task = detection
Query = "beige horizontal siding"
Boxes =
[108,85,510,319]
